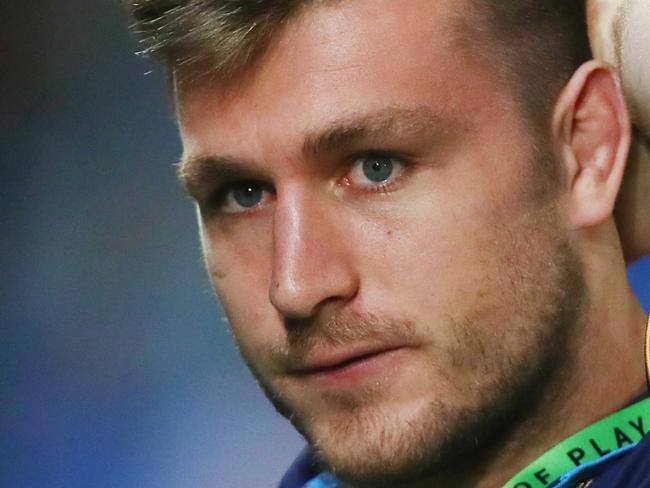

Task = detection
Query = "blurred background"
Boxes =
[1,1,303,487]
[2,1,649,487]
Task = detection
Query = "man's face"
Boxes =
[178,1,585,484]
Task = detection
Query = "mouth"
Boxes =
[292,345,409,387]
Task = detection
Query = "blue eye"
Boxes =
[217,181,270,214]
[362,155,395,183]
[232,182,263,208]
[349,154,405,188]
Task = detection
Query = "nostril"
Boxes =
[283,315,313,331]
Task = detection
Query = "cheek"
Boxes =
[362,208,496,311]
[200,218,281,356]
[355,157,546,328]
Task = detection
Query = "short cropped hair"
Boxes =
[126,0,591,126]
[468,1,591,126]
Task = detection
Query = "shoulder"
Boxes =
[589,433,650,487]
[279,447,321,488]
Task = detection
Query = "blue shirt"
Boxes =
[280,432,650,487]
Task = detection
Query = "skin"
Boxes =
[588,0,650,132]
[177,1,647,486]
[587,0,650,262]
[618,0,650,134]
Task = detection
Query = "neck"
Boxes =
[615,135,650,262]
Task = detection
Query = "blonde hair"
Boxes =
[126,0,590,125]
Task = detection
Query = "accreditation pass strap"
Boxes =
[503,316,650,488]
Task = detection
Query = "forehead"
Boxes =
[177,0,509,159]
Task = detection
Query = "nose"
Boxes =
[269,188,359,320]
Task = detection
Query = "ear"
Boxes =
[551,60,632,229]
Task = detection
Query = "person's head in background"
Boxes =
[588,0,650,262]
[127,1,649,486]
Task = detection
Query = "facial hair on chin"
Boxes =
[232,225,587,487]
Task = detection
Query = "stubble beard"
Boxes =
[239,228,587,487]
[232,188,587,487]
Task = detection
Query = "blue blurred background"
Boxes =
[2,1,649,487]
[2,1,303,487]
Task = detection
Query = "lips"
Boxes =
[293,345,406,376]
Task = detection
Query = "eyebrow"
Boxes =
[178,154,259,200]
[301,106,458,158]
[179,106,464,197]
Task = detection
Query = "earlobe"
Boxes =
[552,60,632,230]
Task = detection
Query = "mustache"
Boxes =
[271,309,416,371]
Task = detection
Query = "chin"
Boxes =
[307,398,442,487]
[297,396,471,487]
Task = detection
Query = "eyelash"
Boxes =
[342,151,407,194]
[203,181,274,216]
[203,151,410,216]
